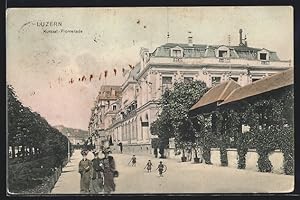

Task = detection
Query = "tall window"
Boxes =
[172,50,182,57]
[162,77,172,85]
[259,53,267,60]
[162,76,172,91]
[218,50,228,58]
[184,77,193,83]
[112,105,116,111]
[230,77,238,82]
[212,76,221,86]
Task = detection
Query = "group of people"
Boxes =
[128,155,167,177]
[78,148,118,194]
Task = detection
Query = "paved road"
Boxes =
[51,149,294,194]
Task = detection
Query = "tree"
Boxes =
[151,80,208,161]
[191,114,216,164]
[242,87,294,174]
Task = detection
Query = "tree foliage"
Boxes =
[150,80,208,157]
[7,85,71,192]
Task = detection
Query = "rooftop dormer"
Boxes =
[170,46,183,57]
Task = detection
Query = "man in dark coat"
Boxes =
[118,142,123,154]
[78,150,92,193]
[101,148,116,194]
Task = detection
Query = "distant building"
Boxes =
[89,29,292,154]
[88,85,122,149]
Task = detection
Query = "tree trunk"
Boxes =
[203,146,212,164]
[220,145,228,166]
[237,148,247,169]
[11,146,15,159]
[219,113,228,167]
[283,150,294,175]
[29,146,33,157]
[257,152,273,172]
[194,148,198,158]
[21,145,25,158]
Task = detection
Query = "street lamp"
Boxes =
[67,132,70,162]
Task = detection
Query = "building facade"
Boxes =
[88,85,122,150]
[89,29,292,154]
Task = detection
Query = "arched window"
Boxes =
[216,46,230,58]
[140,116,143,140]
[145,113,149,121]
[131,119,135,140]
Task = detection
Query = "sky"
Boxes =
[6,6,293,130]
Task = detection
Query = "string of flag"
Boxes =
[48,65,135,88]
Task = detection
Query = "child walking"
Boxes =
[156,161,167,177]
[144,160,153,173]
[128,155,137,166]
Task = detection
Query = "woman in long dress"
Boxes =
[101,148,116,194]
[89,151,104,193]
[78,150,92,193]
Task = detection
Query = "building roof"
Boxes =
[151,43,281,61]
[219,68,294,106]
[100,85,122,92]
[97,85,122,100]
[189,80,241,114]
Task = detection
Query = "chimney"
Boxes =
[239,29,243,46]
[188,31,193,46]
[244,34,248,47]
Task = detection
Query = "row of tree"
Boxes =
[150,80,294,175]
[8,85,70,165]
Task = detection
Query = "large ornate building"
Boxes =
[89,29,292,153]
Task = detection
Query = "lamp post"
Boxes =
[67,132,70,162]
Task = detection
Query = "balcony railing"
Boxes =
[218,58,230,63]
[146,57,291,68]
[172,57,183,62]
[261,60,270,65]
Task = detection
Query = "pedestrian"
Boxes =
[154,148,158,158]
[78,149,92,193]
[128,155,137,166]
[118,142,123,154]
[144,160,153,173]
[101,148,117,194]
[89,151,104,194]
[156,161,167,177]
[187,148,192,161]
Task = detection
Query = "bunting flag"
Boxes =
[114,69,117,76]
[104,70,108,78]
[90,74,93,81]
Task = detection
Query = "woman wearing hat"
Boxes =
[101,148,117,194]
[78,149,92,193]
[89,151,104,194]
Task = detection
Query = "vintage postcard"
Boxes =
[6,6,294,194]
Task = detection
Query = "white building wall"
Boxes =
[95,45,291,153]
